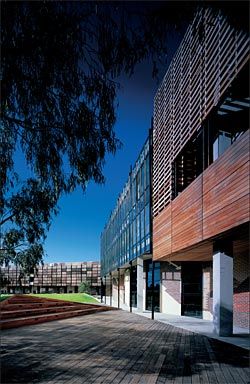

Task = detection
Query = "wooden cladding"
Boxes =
[153,8,250,217]
[153,131,250,261]
[202,131,249,239]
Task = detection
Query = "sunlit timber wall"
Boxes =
[101,138,151,277]
[0,262,101,294]
[153,7,250,260]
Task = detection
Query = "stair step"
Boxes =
[0,305,91,319]
[0,307,110,329]
[7,300,45,304]
[7,296,39,300]
[0,295,116,329]
[2,301,75,310]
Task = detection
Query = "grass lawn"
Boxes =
[0,294,12,302]
[29,293,99,304]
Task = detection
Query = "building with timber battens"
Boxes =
[0,261,101,295]
[101,6,249,336]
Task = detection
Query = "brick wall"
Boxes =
[204,249,249,329]
[202,264,213,315]
[233,238,249,329]
[233,291,250,329]
[161,263,181,304]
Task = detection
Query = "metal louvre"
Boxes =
[153,8,250,217]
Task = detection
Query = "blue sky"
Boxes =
[13,61,160,264]
[42,33,184,264]
[43,62,159,263]
[12,32,182,264]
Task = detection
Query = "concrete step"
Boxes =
[0,304,92,319]
[1,296,46,303]
[2,301,75,310]
[0,306,110,329]
[0,295,116,329]
[7,300,46,304]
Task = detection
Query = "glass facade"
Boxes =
[101,137,151,276]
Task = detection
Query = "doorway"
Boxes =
[145,260,160,312]
[131,266,137,307]
[181,262,202,318]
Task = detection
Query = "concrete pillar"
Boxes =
[120,273,125,307]
[137,257,144,311]
[213,251,233,336]
[110,273,112,306]
[124,269,130,307]
[112,277,118,307]
[117,268,120,309]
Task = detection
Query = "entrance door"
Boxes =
[145,260,160,312]
[182,262,202,318]
[131,266,137,307]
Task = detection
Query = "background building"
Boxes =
[101,7,249,335]
[0,261,101,295]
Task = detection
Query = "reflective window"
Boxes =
[101,138,152,276]
[145,204,150,236]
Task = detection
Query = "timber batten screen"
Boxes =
[153,7,250,217]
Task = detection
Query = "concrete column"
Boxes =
[112,277,118,307]
[137,257,144,311]
[124,269,130,307]
[109,273,112,306]
[213,251,233,336]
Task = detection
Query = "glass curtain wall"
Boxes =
[101,137,151,276]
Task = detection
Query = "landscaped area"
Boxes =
[0,293,99,304]
[30,293,99,304]
[0,295,111,330]
[0,294,11,302]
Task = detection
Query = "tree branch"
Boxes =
[0,213,15,226]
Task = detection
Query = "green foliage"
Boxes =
[1,2,196,201]
[0,179,58,271]
[2,1,184,270]
[78,281,91,294]
[1,1,246,270]
[0,294,11,302]
[30,293,98,304]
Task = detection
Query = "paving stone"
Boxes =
[0,295,115,330]
[1,310,249,384]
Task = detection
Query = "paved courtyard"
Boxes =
[1,310,249,383]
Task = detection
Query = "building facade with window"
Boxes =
[0,261,101,295]
[100,138,154,310]
[101,6,249,335]
[152,7,249,335]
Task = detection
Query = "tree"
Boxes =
[0,179,58,270]
[2,2,199,194]
[1,1,247,270]
[1,1,192,269]
[79,281,91,294]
